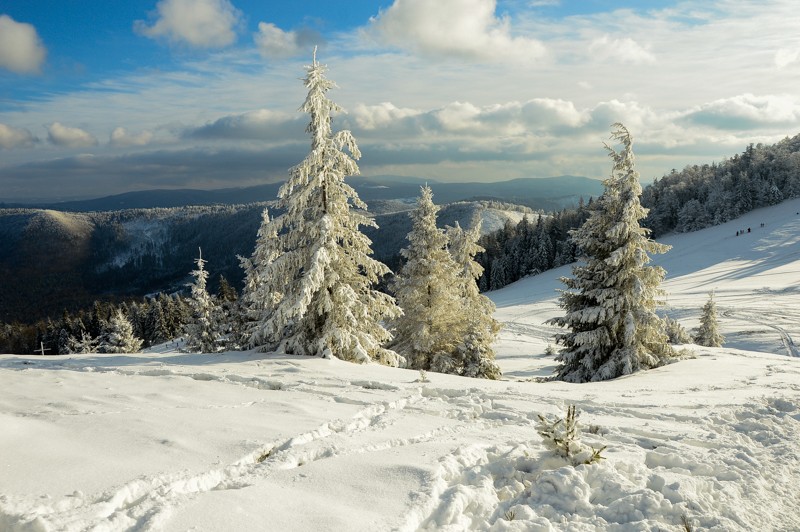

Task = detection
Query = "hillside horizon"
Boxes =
[0,175,603,211]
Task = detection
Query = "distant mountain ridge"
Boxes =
[0,200,532,323]
[0,175,603,213]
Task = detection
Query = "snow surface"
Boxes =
[1,199,799,531]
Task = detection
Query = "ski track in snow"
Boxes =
[2,362,799,531]
[0,380,540,531]
[722,308,799,357]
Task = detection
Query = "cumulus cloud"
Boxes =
[47,123,98,148]
[254,22,322,59]
[588,35,655,64]
[367,0,545,62]
[110,127,154,147]
[134,0,241,48]
[0,123,38,149]
[186,109,304,140]
[0,15,47,74]
[684,93,800,130]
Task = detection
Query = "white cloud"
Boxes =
[47,123,98,148]
[434,101,483,131]
[684,93,800,130]
[0,15,46,74]
[588,35,655,64]
[134,0,241,48]
[254,22,321,59]
[367,0,545,62]
[351,102,421,130]
[0,123,37,149]
[775,48,800,69]
[110,127,154,147]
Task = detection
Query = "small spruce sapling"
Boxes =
[695,291,724,347]
[664,316,692,344]
[536,404,606,466]
[184,248,220,353]
[68,330,99,354]
[101,310,143,354]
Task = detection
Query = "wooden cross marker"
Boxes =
[35,342,51,356]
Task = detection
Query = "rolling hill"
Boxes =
[0,200,532,323]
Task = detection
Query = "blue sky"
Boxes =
[1,0,800,201]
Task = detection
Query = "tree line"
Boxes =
[476,133,800,291]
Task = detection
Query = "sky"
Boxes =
[1,0,800,201]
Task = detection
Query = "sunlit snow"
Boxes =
[1,199,799,531]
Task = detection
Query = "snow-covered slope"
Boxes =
[1,200,799,531]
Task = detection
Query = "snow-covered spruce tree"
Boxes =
[240,52,401,366]
[548,123,673,382]
[391,186,465,372]
[238,208,282,349]
[447,216,502,379]
[185,248,220,353]
[695,291,724,347]
[100,310,143,354]
[68,330,99,354]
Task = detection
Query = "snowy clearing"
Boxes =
[2,198,800,531]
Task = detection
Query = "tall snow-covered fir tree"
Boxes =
[447,216,502,379]
[695,291,724,347]
[101,310,143,354]
[548,123,674,382]
[391,186,465,372]
[185,248,220,353]
[239,51,402,366]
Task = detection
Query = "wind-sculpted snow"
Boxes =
[1,198,800,530]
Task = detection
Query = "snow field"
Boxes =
[1,198,799,531]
